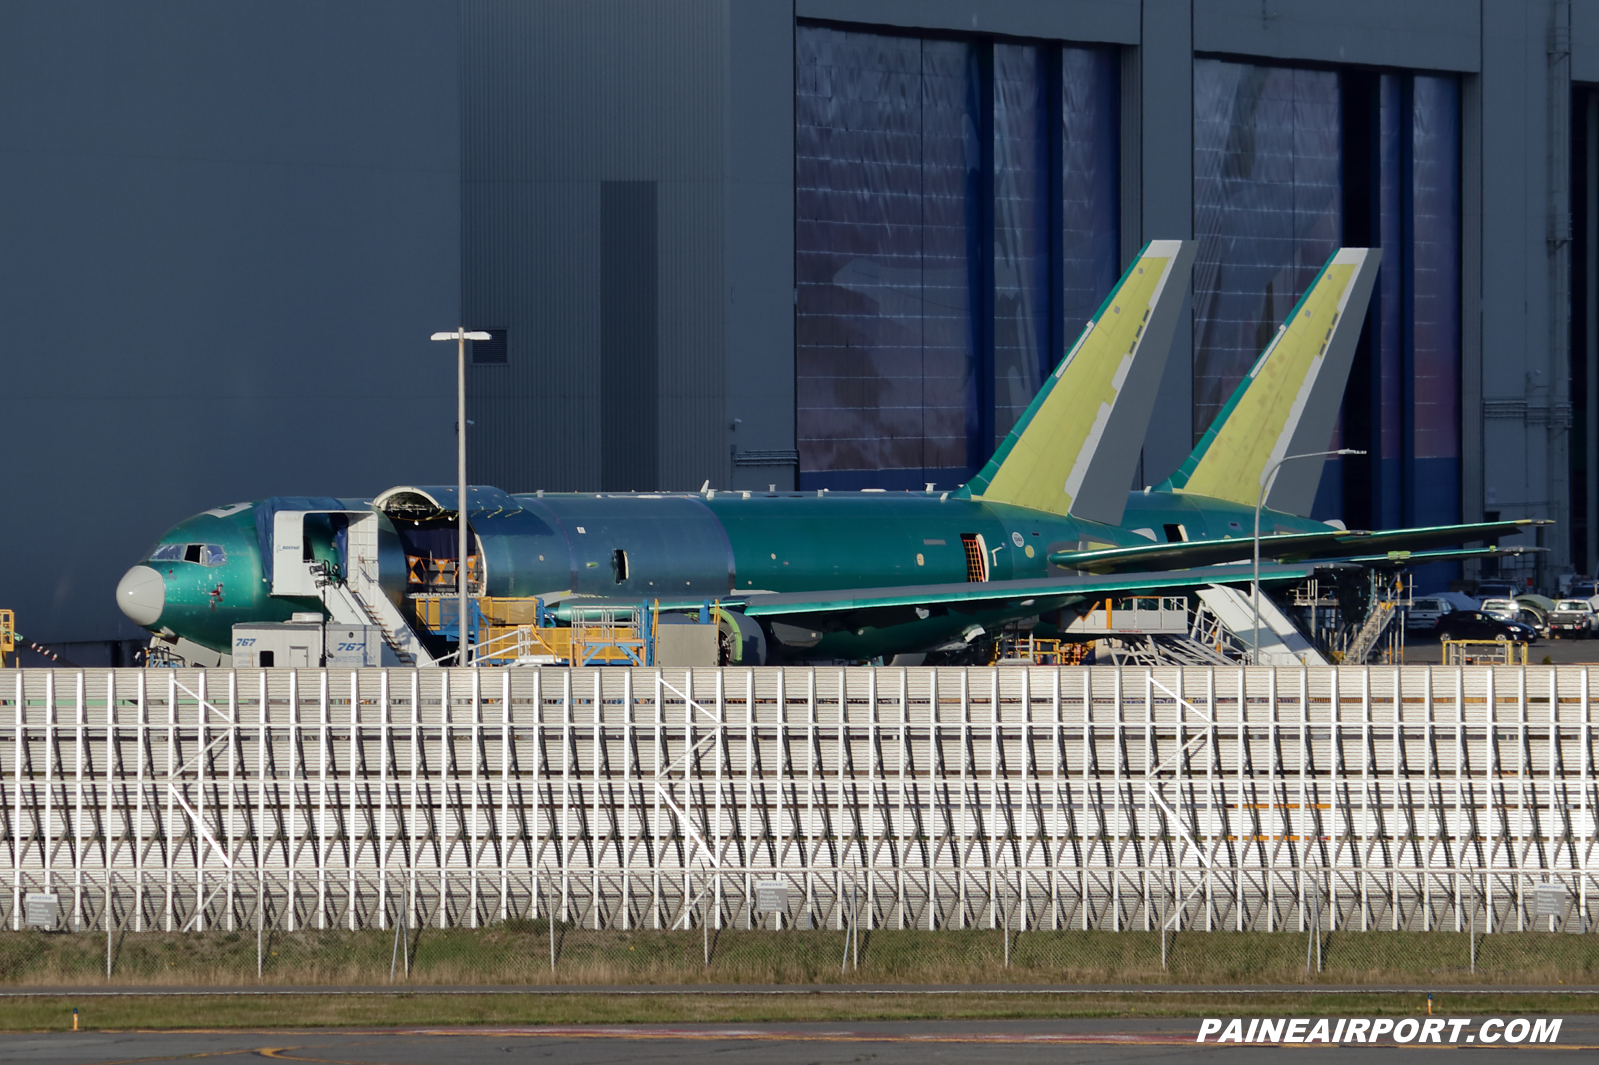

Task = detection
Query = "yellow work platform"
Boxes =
[410,596,653,666]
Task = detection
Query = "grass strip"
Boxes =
[0,990,1588,1032]
[6,926,1599,988]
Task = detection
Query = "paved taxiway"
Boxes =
[5,1019,1598,1064]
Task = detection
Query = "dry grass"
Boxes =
[2,924,1597,989]
[0,989,1585,1033]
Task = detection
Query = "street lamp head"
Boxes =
[1335,448,1367,457]
[431,330,493,342]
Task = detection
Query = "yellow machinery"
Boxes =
[0,610,13,667]
[1441,638,1529,666]
[994,632,1070,665]
[411,596,660,666]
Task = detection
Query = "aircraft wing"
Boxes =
[731,560,1331,623]
[1047,518,1549,574]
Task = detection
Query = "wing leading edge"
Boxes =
[731,561,1330,621]
[1046,519,1550,574]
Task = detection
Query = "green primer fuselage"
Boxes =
[131,487,1328,661]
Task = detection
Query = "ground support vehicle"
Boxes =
[1548,599,1599,638]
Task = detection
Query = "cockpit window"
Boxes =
[149,543,226,566]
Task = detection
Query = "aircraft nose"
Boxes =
[116,565,165,627]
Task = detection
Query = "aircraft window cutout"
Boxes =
[613,549,629,583]
[153,542,228,565]
[961,534,989,582]
[1163,524,1188,543]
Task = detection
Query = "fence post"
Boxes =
[105,880,113,979]
[390,875,402,983]
[257,875,264,980]
[852,877,859,971]
[840,881,849,976]
[1470,896,1477,975]
[1315,874,1322,974]
[1305,870,1314,977]
[545,870,555,973]
[1003,889,1010,970]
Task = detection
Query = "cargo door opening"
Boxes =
[1163,523,1188,543]
[961,534,989,582]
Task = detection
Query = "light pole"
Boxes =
[432,329,492,665]
[1252,448,1365,664]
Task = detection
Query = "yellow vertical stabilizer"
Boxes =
[1170,247,1381,515]
[964,239,1195,525]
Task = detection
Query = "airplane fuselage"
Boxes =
[120,487,1332,662]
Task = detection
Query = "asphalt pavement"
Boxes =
[1396,630,1599,665]
[5,1018,1598,1064]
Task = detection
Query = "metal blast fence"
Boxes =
[4,664,1599,985]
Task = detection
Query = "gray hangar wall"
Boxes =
[6,0,1592,648]
[463,0,1580,587]
[0,2,461,650]
[460,0,795,495]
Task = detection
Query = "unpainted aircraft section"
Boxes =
[115,243,1545,669]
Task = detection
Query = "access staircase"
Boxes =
[323,578,433,667]
[1341,599,1398,665]
[1194,584,1331,666]
[1093,632,1236,666]
[1071,595,1246,666]
[269,506,437,667]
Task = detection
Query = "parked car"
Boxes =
[1406,597,1456,630]
[1548,599,1599,638]
[1473,581,1520,601]
[1480,597,1522,622]
[1435,611,1538,644]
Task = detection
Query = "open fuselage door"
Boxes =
[262,496,437,667]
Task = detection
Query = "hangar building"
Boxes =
[1,1,1594,655]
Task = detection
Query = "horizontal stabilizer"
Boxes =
[1346,544,1548,567]
[965,239,1195,525]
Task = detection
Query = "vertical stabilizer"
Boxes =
[964,239,1195,524]
[1165,247,1381,515]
